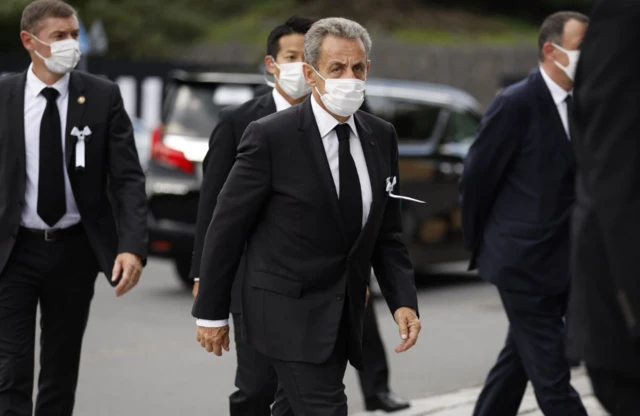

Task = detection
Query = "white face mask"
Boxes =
[552,43,580,82]
[271,60,311,100]
[313,67,366,117]
[32,35,81,75]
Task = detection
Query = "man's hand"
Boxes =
[192,280,199,298]
[197,325,230,356]
[112,253,143,297]
[393,307,421,353]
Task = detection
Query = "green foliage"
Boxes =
[0,0,592,58]
[0,0,263,57]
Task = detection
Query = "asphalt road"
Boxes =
[35,260,510,415]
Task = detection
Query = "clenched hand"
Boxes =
[112,252,142,297]
[197,326,230,356]
[393,307,421,353]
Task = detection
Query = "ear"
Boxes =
[20,30,36,53]
[366,60,371,78]
[264,55,278,76]
[303,63,317,88]
[542,42,556,63]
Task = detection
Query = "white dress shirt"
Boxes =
[197,95,373,328]
[22,64,81,230]
[540,66,572,140]
[272,87,292,112]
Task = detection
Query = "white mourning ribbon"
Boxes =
[70,126,91,169]
[385,176,425,203]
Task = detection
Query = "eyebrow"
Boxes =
[327,60,366,67]
[51,29,80,36]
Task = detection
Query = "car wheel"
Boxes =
[174,256,194,289]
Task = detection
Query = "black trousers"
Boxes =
[588,367,640,416]
[357,298,390,398]
[473,289,587,416]
[0,226,99,416]
[270,303,351,416]
[229,313,277,416]
[229,299,389,415]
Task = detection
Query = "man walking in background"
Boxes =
[191,16,315,416]
[568,0,640,413]
[0,1,147,415]
[459,11,588,416]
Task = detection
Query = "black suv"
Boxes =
[146,70,482,286]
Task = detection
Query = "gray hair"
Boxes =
[304,17,372,69]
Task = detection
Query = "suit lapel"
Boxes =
[535,70,576,171]
[257,92,276,119]
[8,71,27,174]
[65,72,86,169]
[297,98,348,245]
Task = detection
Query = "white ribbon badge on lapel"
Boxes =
[70,126,91,170]
[385,176,425,203]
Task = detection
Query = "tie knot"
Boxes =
[41,87,59,102]
[335,124,351,142]
[565,94,574,105]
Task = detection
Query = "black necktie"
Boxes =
[38,87,67,227]
[335,124,362,246]
[565,94,577,141]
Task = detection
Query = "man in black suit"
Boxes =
[191,17,412,415]
[192,17,421,415]
[568,0,640,413]
[191,16,314,416]
[0,1,147,415]
[459,11,589,416]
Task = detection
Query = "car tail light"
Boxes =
[150,126,195,174]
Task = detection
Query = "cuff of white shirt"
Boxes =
[193,277,200,282]
[196,319,228,327]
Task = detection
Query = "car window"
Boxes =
[443,110,480,146]
[365,95,441,144]
[164,83,256,138]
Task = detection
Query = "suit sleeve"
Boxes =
[191,121,271,320]
[190,110,237,278]
[371,124,419,317]
[107,84,148,263]
[458,93,521,253]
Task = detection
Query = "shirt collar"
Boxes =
[26,63,70,100]
[272,88,292,112]
[310,94,358,139]
[539,65,571,105]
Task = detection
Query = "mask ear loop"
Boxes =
[263,56,279,88]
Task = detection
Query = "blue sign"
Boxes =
[78,18,91,55]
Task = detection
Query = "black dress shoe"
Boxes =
[365,391,411,412]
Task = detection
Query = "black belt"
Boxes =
[19,223,84,242]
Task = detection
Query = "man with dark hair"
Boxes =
[190,15,314,416]
[0,1,147,415]
[569,0,640,413]
[460,11,589,416]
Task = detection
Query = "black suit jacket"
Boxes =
[192,97,418,368]
[459,69,576,295]
[0,70,148,284]
[567,0,640,376]
[191,92,276,313]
